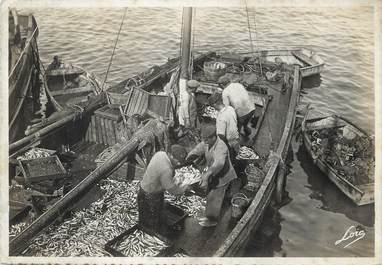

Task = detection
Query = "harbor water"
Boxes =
[27,6,374,257]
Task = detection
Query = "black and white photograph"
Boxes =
[2,0,381,262]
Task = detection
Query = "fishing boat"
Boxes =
[301,110,374,206]
[44,62,103,112]
[9,7,313,257]
[240,47,324,78]
[8,9,41,143]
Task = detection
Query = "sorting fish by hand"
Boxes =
[174,165,202,186]
[236,146,259,160]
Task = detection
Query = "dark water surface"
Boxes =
[27,6,374,257]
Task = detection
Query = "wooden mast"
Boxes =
[180,7,193,79]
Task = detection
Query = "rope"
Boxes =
[251,8,263,75]
[102,8,128,91]
[9,26,39,79]
[179,8,184,59]
[244,2,255,56]
[244,1,263,75]
[189,8,196,79]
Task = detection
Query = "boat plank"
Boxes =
[49,86,94,96]
[292,50,317,66]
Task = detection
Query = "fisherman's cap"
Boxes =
[187,79,200,88]
[201,124,216,138]
[217,75,231,86]
[208,92,223,106]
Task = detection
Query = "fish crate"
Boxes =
[164,203,188,229]
[104,224,173,257]
[17,155,67,183]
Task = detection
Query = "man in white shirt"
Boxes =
[208,92,240,161]
[218,76,256,136]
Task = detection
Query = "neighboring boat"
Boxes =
[44,61,102,112]
[10,7,308,257]
[8,9,41,143]
[301,110,374,206]
[240,47,324,78]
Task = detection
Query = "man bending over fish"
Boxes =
[186,124,238,227]
[138,144,190,231]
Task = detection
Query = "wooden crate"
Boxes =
[17,155,67,183]
[147,94,172,119]
[94,105,123,145]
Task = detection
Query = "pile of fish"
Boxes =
[236,146,259,160]
[9,222,29,240]
[112,229,168,256]
[16,148,54,161]
[174,166,202,186]
[202,106,218,119]
[165,193,206,218]
[24,179,140,256]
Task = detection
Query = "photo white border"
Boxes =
[0,0,381,264]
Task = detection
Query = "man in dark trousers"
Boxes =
[138,144,189,231]
[186,124,238,227]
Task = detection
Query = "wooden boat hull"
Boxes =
[301,114,374,206]
[44,65,101,112]
[9,12,40,143]
[241,48,324,78]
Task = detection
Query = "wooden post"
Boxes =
[180,7,193,79]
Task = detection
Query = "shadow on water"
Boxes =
[295,144,374,227]
[301,74,322,89]
[243,206,284,257]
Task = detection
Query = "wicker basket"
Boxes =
[203,61,227,81]
[244,163,265,188]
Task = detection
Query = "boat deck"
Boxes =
[163,77,293,256]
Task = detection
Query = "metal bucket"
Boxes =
[231,193,249,219]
